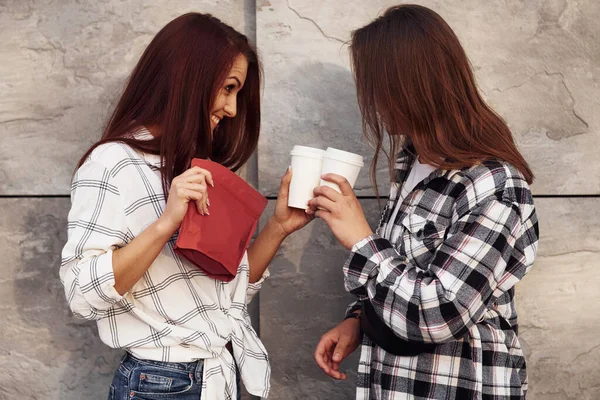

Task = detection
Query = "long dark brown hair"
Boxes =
[350,4,534,188]
[77,13,261,194]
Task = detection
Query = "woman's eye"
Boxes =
[225,85,235,93]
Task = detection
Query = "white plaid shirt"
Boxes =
[60,131,270,399]
[345,147,538,399]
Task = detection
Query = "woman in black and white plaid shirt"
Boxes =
[310,5,538,400]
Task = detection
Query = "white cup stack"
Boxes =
[287,145,364,209]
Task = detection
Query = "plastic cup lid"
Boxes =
[290,145,326,159]
[324,147,364,167]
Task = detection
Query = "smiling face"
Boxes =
[209,54,249,132]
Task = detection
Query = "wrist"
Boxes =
[155,216,179,238]
[343,311,361,326]
[347,229,374,250]
[267,217,289,241]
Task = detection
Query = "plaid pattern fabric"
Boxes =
[59,131,270,399]
[344,148,538,399]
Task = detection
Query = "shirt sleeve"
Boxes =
[345,299,364,319]
[246,268,270,304]
[343,199,538,343]
[59,160,129,320]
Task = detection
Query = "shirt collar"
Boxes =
[393,142,448,186]
[131,127,162,169]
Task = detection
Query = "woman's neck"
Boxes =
[145,124,161,138]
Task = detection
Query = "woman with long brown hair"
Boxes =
[59,13,310,399]
[311,5,538,399]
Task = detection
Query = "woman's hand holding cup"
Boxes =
[270,167,315,238]
[307,174,373,250]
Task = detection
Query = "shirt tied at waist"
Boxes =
[201,313,270,399]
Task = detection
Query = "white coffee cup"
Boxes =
[288,145,326,209]
[320,147,364,193]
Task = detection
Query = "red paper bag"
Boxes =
[174,158,268,282]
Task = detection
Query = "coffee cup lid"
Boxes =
[324,147,364,167]
[290,145,326,160]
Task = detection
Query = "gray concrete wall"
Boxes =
[0,1,254,399]
[1,0,598,399]
[258,1,600,399]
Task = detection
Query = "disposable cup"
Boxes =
[320,147,364,193]
[288,145,326,209]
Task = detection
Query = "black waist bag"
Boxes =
[361,301,438,356]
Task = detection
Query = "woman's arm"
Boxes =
[346,199,535,343]
[308,173,539,344]
[247,167,313,283]
[111,218,176,295]
[60,162,213,320]
[247,218,287,283]
[60,161,129,320]
[111,166,214,294]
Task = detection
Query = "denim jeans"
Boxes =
[108,352,241,400]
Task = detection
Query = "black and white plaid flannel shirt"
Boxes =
[344,147,539,399]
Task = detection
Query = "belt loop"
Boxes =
[194,359,204,383]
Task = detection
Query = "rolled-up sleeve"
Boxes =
[246,268,270,304]
[59,161,129,320]
[344,299,364,319]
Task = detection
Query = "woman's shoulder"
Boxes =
[82,141,143,174]
[446,160,534,216]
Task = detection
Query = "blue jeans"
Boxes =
[108,352,241,400]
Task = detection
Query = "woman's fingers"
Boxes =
[307,196,336,214]
[180,182,207,192]
[179,188,202,202]
[314,331,347,380]
[277,167,293,200]
[185,172,207,185]
[204,172,215,188]
[172,167,217,216]
[313,184,343,202]
[181,167,214,187]
[176,183,209,215]
[320,174,353,196]
[314,334,335,374]
[183,173,212,216]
